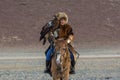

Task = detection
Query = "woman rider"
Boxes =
[42,12,76,74]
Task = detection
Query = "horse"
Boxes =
[51,40,71,80]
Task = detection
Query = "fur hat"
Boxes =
[55,12,68,23]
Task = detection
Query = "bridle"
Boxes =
[54,43,69,73]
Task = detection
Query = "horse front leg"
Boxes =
[53,77,61,80]
[63,75,69,80]
[61,75,68,80]
[63,69,70,80]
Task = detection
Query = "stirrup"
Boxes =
[69,69,75,74]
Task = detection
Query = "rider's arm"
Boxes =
[66,25,74,43]
[66,35,74,43]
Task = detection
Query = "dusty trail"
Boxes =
[0,54,119,80]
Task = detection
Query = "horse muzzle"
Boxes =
[56,53,62,65]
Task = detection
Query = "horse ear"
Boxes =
[54,39,57,43]
[53,39,57,46]
[64,40,67,45]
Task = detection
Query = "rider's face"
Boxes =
[60,19,66,26]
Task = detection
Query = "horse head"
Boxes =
[54,40,70,72]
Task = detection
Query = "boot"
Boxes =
[44,61,51,73]
[70,60,76,74]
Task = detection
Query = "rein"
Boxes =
[67,46,80,62]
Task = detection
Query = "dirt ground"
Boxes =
[0,57,119,80]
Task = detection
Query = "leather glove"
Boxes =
[66,35,74,44]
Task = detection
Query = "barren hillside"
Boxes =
[0,0,120,49]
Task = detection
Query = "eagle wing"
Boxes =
[39,21,53,45]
